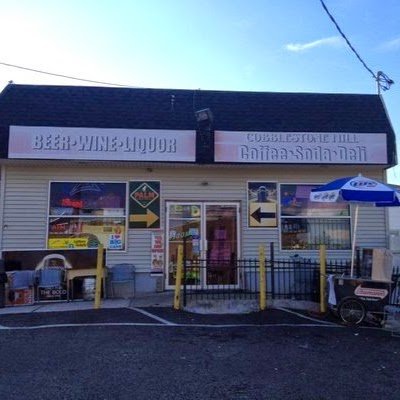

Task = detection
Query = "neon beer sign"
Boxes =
[61,198,84,208]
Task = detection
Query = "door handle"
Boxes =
[202,240,208,259]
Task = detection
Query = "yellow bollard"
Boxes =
[94,244,104,310]
[174,245,184,310]
[259,244,266,311]
[319,244,327,314]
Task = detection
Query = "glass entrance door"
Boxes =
[166,202,240,289]
[166,203,202,288]
[205,204,238,286]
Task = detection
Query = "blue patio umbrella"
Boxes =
[375,194,400,207]
[310,174,400,276]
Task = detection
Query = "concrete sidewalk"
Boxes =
[0,291,175,315]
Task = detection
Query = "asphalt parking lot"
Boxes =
[0,305,387,330]
[0,306,399,400]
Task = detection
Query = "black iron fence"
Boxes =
[266,256,319,301]
[391,266,400,307]
[182,258,260,306]
[182,254,400,307]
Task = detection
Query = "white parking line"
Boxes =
[129,306,176,325]
[0,306,389,332]
[275,307,339,325]
[0,322,346,331]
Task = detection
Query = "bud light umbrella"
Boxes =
[310,174,400,277]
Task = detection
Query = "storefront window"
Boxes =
[167,205,201,286]
[48,182,126,250]
[280,184,350,250]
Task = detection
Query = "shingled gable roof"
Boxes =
[0,83,396,165]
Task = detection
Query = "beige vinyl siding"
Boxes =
[388,208,400,231]
[1,164,389,270]
[2,168,49,249]
[355,206,387,248]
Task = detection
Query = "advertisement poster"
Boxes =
[151,231,164,274]
[108,234,123,250]
[129,181,161,229]
[48,237,89,249]
[247,182,278,228]
[5,285,34,306]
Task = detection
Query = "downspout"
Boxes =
[0,165,5,252]
[0,165,5,307]
[379,93,397,251]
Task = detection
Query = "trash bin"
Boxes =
[108,264,135,298]
[291,254,316,300]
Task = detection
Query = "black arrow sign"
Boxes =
[251,207,276,223]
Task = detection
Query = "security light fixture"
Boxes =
[195,108,213,123]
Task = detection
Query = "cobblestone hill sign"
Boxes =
[214,131,388,164]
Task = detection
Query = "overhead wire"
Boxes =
[319,0,394,92]
[0,61,136,87]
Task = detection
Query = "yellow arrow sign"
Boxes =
[129,209,159,228]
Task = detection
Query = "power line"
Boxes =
[0,61,136,87]
[319,0,394,92]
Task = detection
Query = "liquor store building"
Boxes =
[0,84,396,294]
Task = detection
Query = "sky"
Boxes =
[0,0,399,182]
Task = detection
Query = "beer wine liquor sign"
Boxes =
[129,181,161,229]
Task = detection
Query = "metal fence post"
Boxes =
[174,245,184,310]
[259,244,266,310]
[270,242,275,300]
[356,247,361,277]
[183,237,187,307]
[0,259,5,308]
[319,244,327,313]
